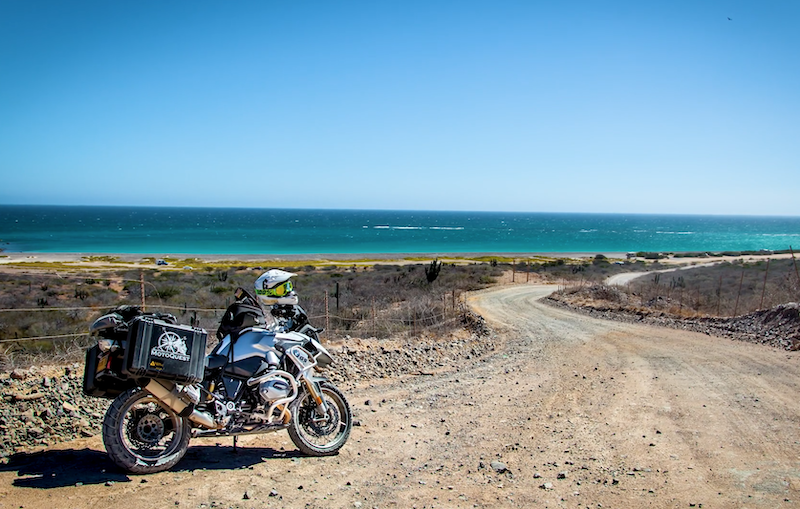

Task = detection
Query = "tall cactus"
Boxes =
[425,259,443,283]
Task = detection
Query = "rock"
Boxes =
[243,491,250,500]
[540,482,553,490]
[62,402,78,414]
[557,471,568,479]
[490,461,508,473]
[10,369,27,380]
[269,489,278,497]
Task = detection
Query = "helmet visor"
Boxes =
[256,280,293,298]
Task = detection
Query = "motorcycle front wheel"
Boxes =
[102,387,191,474]
[288,382,352,456]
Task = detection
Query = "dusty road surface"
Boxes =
[3,284,800,508]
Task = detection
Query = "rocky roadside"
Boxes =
[547,286,800,350]
[0,309,494,460]
[0,364,105,461]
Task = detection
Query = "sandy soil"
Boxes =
[0,252,627,266]
[2,284,800,508]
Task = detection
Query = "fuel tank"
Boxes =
[211,329,308,378]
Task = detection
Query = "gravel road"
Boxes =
[604,262,720,286]
[3,284,800,508]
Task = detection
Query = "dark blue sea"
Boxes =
[1,206,799,255]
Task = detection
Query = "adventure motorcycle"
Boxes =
[83,288,351,474]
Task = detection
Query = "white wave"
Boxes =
[656,231,695,235]
[579,229,598,233]
[373,225,426,230]
[429,227,465,231]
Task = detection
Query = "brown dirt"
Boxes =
[2,284,800,508]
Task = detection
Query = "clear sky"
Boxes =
[1,1,798,215]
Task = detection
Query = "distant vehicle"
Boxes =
[156,259,168,266]
[183,266,193,270]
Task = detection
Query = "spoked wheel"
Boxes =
[102,387,191,473]
[288,382,352,456]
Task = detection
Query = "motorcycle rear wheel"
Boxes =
[288,382,352,456]
[102,387,191,474]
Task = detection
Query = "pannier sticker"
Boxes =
[150,330,191,362]
[149,360,164,369]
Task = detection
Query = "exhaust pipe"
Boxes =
[144,379,219,429]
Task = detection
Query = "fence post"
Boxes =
[325,293,330,337]
[759,258,771,310]
[512,259,515,283]
[139,271,146,311]
[733,267,745,317]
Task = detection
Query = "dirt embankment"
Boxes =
[548,284,800,350]
[2,284,800,509]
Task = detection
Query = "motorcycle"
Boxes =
[83,288,351,474]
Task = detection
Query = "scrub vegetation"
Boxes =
[554,258,800,318]
[0,262,508,369]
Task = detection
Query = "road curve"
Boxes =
[468,284,800,508]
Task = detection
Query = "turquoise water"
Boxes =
[1,205,799,255]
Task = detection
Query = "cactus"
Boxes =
[425,259,443,283]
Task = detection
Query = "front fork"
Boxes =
[301,376,329,419]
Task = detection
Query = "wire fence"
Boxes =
[0,271,471,345]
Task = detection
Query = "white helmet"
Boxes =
[254,269,298,306]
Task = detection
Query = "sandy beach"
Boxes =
[1,250,791,269]
[0,251,630,266]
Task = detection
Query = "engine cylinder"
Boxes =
[259,379,290,402]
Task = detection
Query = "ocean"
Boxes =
[1,205,799,255]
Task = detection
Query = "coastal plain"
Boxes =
[1,283,799,508]
[0,251,798,509]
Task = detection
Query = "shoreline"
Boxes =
[0,250,792,269]
[0,251,629,264]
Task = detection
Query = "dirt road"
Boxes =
[604,262,720,286]
[3,284,800,508]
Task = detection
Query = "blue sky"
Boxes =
[1,1,798,215]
